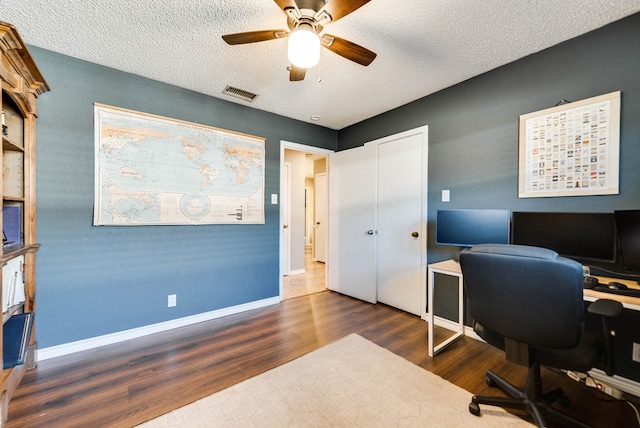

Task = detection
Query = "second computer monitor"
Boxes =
[511,211,616,263]
[614,210,640,273]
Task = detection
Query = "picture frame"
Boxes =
[518,91,620,198]
[93,103,266,225]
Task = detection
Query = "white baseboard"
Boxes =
[287,269,306,276]
[37,297,280,361]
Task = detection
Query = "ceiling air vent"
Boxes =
[222,85,258,102]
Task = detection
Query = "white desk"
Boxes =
[427,259,464,357]
[584,276,640,311]
[426,263,640,357]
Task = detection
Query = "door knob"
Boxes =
[367,229,375,235]
[411,231,419,238]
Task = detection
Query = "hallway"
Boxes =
[283,246,326,299]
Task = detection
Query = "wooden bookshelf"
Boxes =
[0,21,49,426]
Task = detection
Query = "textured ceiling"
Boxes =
[3,1,639,130]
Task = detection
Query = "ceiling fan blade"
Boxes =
[289,65,306,81]
[321,34,377,66]
[317,0,371,23]
[222,30,287,45]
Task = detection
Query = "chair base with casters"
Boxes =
[469,363,590,428]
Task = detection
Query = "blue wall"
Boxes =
[340,15,640,266]
[31,47,337,347]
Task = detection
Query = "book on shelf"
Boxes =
[3,204,22,246]
[2,255,25,312]
[3,312,34,369]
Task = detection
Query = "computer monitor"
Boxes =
[614,210,640,272]
[511,212,616,263]
[435,209,511,248]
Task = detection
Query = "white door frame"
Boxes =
[279,141,334,300]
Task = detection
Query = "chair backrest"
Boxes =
[459,244,585,349]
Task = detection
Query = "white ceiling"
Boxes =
[3,1,639,130]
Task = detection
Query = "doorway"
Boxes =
[279,141,333,300]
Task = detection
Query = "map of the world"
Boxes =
[94,104,265,225]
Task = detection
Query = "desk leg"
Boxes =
[428,268,465,357]
[457,273,464,339]
[428,268,435,357]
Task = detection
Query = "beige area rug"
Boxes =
[137,334,532,427]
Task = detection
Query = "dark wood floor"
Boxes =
[7,290,640,427]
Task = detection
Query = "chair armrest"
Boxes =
[588,299,623,318]
[588,299,623,376]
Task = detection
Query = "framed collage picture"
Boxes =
[518,91,620,198]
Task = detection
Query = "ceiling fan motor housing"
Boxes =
[296,0,328,13]
[286,1,331,32]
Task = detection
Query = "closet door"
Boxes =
[328,126,428,313]
[327,144,377,303]
[375,130,427,315]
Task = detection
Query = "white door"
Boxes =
[313,172,327,263]
[328,126,428,314]
[281,162,291,276]
[376,132,427,315]
[327,144,377,303]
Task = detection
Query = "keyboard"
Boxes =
[592,285,640,298]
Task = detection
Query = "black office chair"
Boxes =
[459,244,623,428]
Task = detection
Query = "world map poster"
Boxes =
[93,104,265,225]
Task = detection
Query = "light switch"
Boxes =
[442,189,450,202]
[271,194,278,204]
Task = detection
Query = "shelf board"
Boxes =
[2,304,24,324]
[2,136,24,152]
[1,243,39,265]
[2,197,25,203]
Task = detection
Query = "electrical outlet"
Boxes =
[633,343,640,363]
[168,294,177,307]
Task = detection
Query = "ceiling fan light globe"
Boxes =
[288,27,320,69]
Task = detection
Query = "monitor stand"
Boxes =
[452,247,470,264]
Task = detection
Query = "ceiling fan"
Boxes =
[222,0,377,81]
